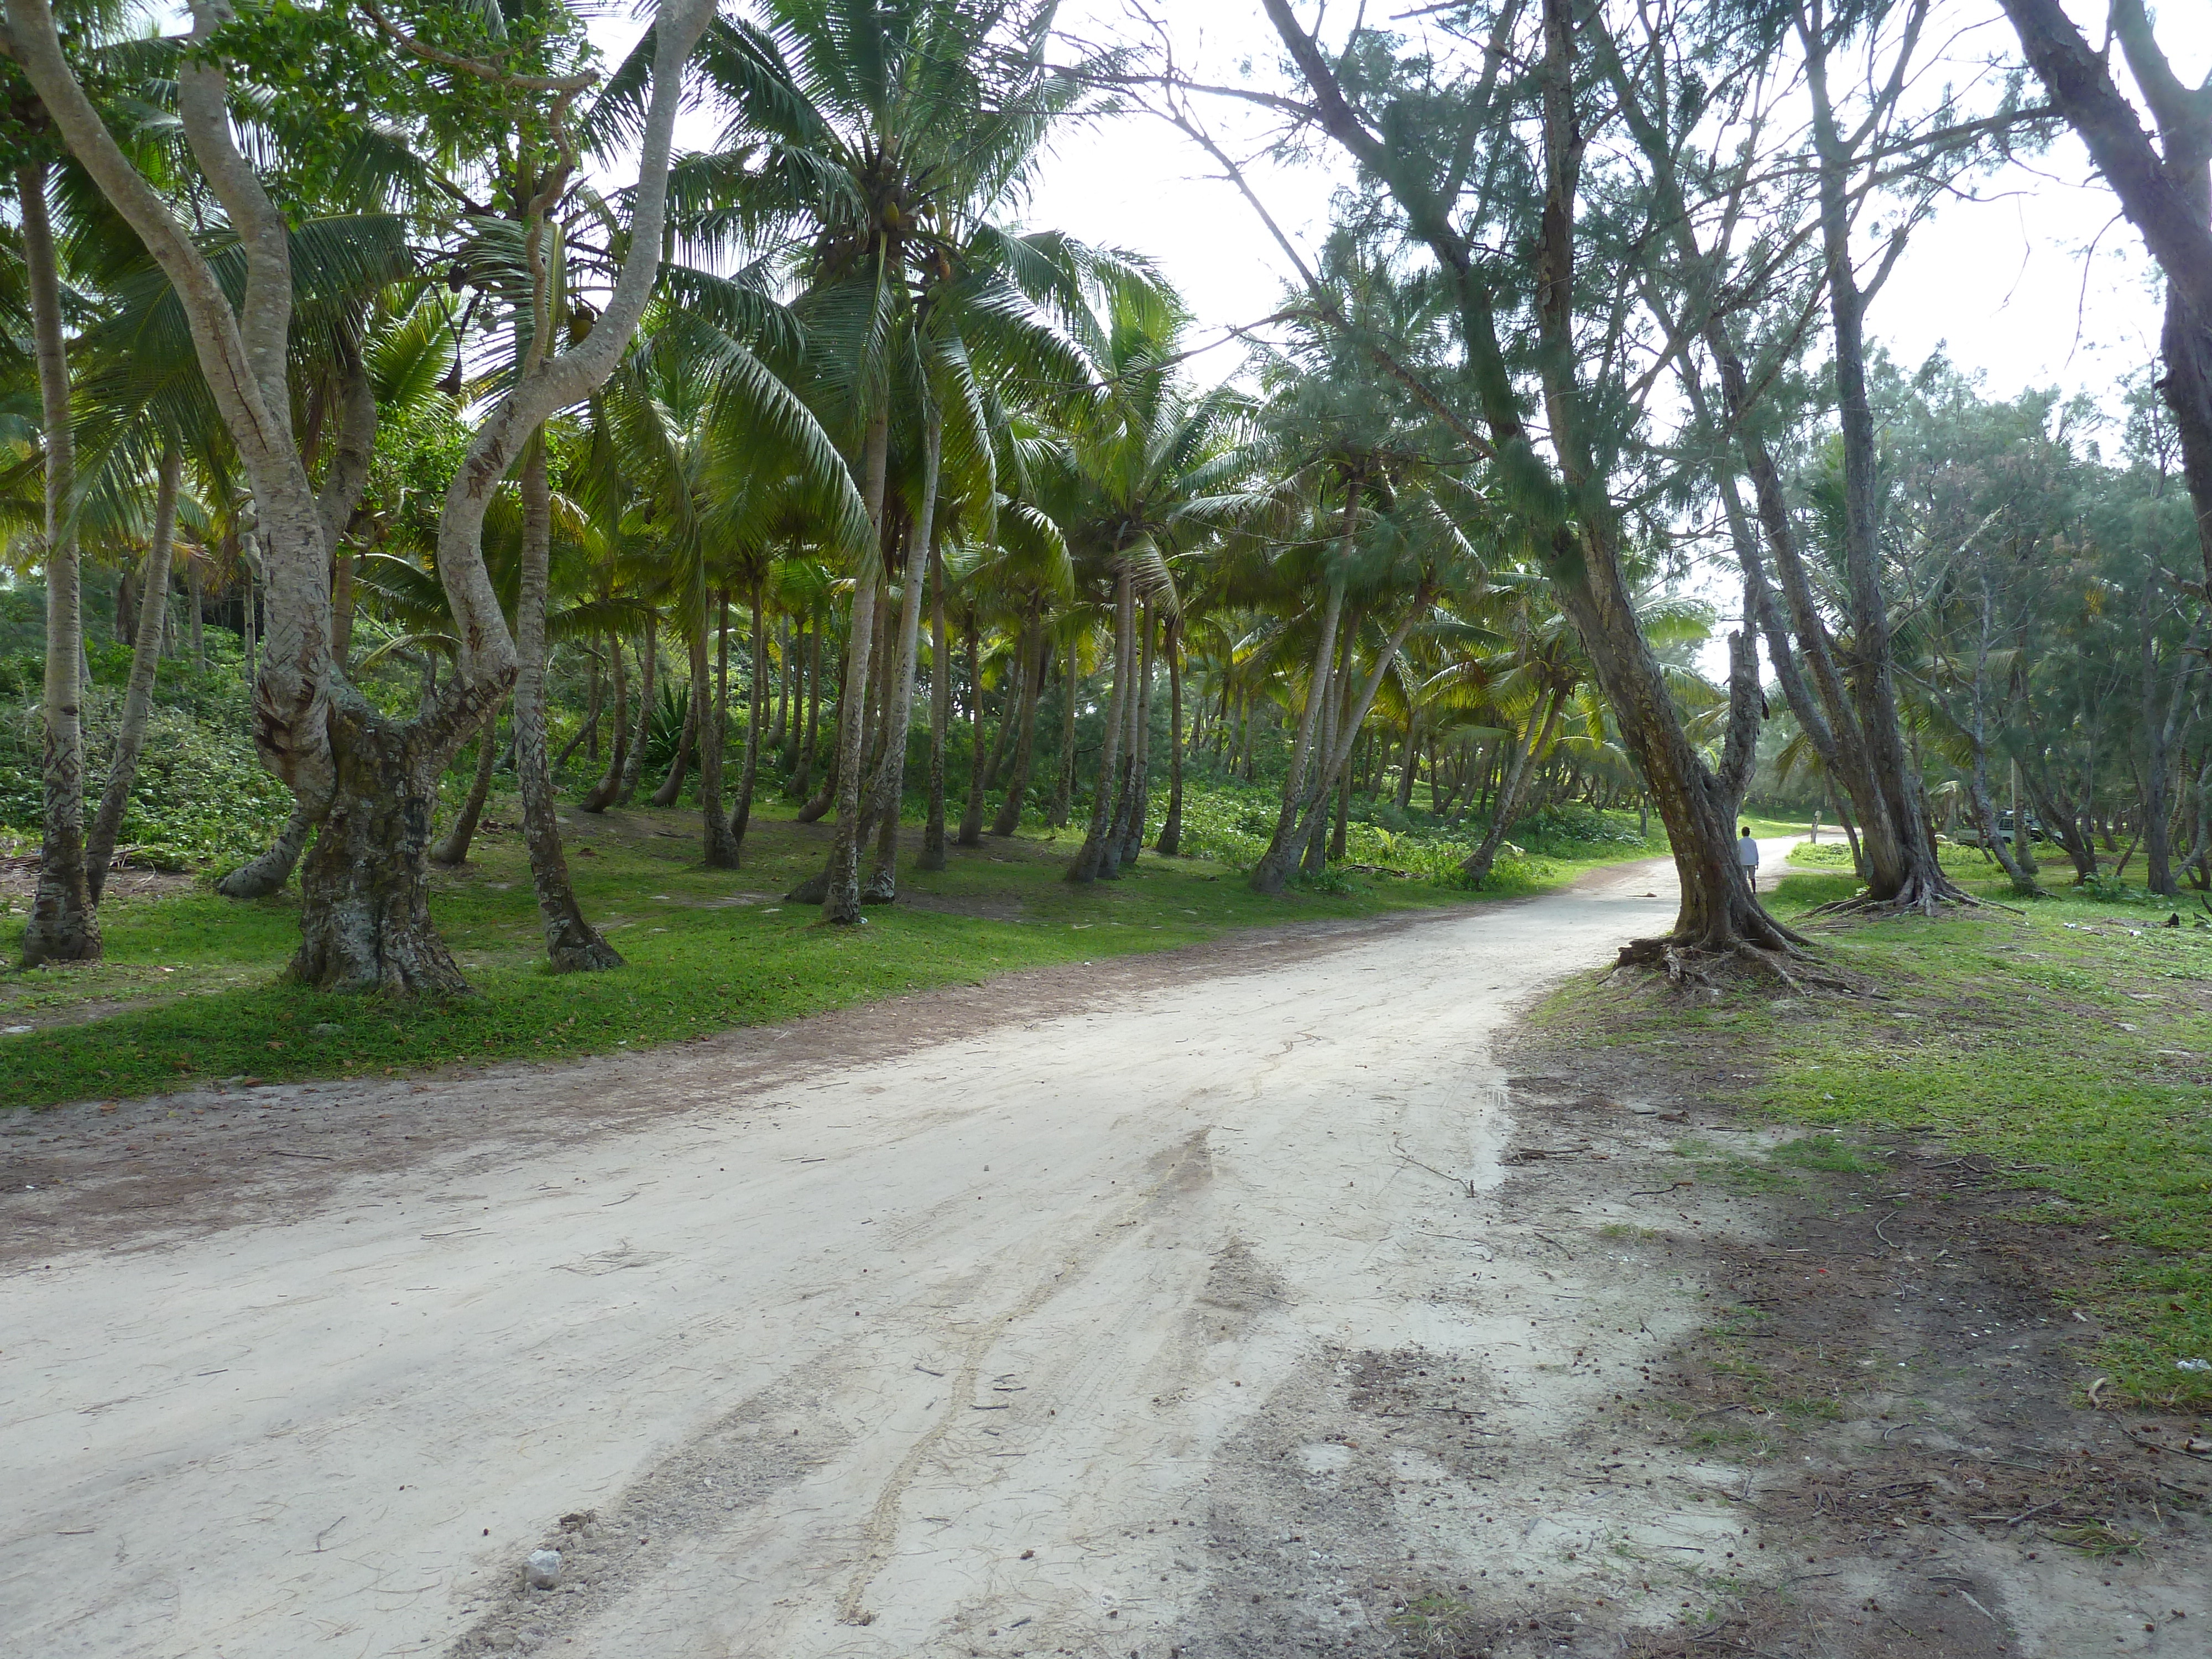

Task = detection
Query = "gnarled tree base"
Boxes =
[1614,935,1860,997]
[289,715,472,997]
[1810,868,1976,919]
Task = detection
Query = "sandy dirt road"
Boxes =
[3,853,1802,1659]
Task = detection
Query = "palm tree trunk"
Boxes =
[434,703,501,867]
[86,444,182,902]
[1049,633,1079,829]
[699,591,738,867]
[822,411,890,923]
[989,609,1045,836]
[649,641,698,808]
[1069,566,1134,884]
[919,538,951,870]
[578,631,629,812]
[792,622,822,798]
[1251,570,1347,894]
[514,434,621,969]
[614,623,658,806]
[1461,691,1565,888]
[771,617,792,752]
[957,609,988,847]
[187,552,205,669]
[18,160,99,966]
[1114,600,1156,868]
[729,576,768,852]
[1154,618,1185,855]
[864,420,940,900]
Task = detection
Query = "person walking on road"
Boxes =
[1736,826,1761,892]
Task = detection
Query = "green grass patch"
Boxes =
[1572,855,2212,1408]
[1,783,1660,1112]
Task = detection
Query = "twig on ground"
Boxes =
[1629,1181,1694,1197]
[1394,1142,1477,1197]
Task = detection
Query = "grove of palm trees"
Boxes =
[6,2,2211,1656]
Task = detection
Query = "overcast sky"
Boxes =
[1017,1,2208,418]
[605,0,2209,417]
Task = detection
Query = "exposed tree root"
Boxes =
[1611,934,1864,998]
[1809,868,1976,919]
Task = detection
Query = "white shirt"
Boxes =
[1735,837,1760,868]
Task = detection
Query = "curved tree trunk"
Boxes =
[1251,567,1347,895]
[217,801,317,898]
[1462,690,1566,888]
[86,445,181,903]
[1153,618,1185,855]
[614,624,658,806]
[957,609,988,847]
[649,650,698,809]
[1068,567,1133,885]
[434,704,501,867]
[577,631,629,812]
[19,160,99,966]
[513,435,622,971]
[989,609,1045,837]
[1804,33,1963,914]
[919,539,951,871]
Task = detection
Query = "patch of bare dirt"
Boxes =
[0,851,197,902]
[1465,1018,2212,1658]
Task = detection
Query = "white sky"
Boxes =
[1011,0,2209,420]
[602,0,2211,417]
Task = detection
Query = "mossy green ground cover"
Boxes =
[1,787,1668,1111]
[1559,838,2212,1407]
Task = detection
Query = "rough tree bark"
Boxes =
[864,409,941,901]
[4,0,713,992]
[649,655,698,809]
[1803,17,1965,914]
[957,608,988,846]
[821,411,890,923]
[1261,0,1803,961]
[919,540,951,870]
[614,624,658,806]
[1114,601,1156,869]
[1067,566,1133,884]
[1153,617,1185,854]
[86,445,182,902]
[1999,0,2212,583]
[1250,550,1348,895]
[18,158,99,966]
[513,434,620,969]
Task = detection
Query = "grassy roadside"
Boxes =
[1,791,1667,1112]
[1543,842,2212,1407]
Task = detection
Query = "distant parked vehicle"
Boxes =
[1955,811,2045,848]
